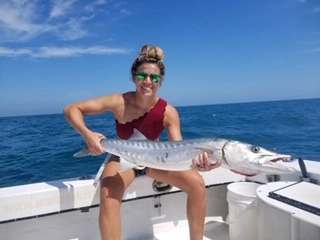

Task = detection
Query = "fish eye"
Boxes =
[252,146,260,153]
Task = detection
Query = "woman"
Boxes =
[64,45,221,240]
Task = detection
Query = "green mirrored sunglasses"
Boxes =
[136,71,161,83]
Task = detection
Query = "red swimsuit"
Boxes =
[115,98,167,140]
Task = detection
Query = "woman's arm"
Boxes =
[163,103,221,171]
[64,94,123,155]
[163,104,182,141]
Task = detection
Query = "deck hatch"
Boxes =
[268,181,320,216]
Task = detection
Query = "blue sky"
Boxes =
[0,0,319,117]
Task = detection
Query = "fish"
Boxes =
[74,129,297,175]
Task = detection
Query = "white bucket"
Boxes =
[226,182,260,240]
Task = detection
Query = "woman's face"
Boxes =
[133,63,163,96]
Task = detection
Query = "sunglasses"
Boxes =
[135,71,162,83]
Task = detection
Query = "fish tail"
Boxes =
[73,146,90,157]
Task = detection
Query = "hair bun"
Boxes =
[139,45,164,61]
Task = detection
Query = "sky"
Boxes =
[0,0,319,117]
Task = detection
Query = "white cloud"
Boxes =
[0,1,54,41]
[0,0,130,43]
[39,46,128,57]
[0,1,132,59]
[84,0,107,13]
[50,0,76,18]
[0,46,129,58]
[0,46,32,57]
[60,18,88,40]
[312,7,320,13]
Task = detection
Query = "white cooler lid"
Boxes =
[268,181,320,216]
[257,181,320,227]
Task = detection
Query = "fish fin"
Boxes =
[129,129,148,141]
[73,146,91,157]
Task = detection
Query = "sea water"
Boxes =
[0,98,319,188]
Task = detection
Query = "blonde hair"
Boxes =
[131,45,165,76]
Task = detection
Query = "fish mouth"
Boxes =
[271,157,288,162]
[266,155,292,163]
[258,155,297,173]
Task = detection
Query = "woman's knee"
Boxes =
[100,184,123,216]
[181,171,206,195]
[100,175,125,207]
[100,194,121,212]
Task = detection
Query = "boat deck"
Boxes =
[0,184,231,240]
[1,160,320,240]
[153,217,229,240]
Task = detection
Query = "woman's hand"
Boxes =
[84,131,106,156]
[192,152,222,172]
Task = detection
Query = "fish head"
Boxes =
[223,141,297,174]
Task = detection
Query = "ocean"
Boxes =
[0,98,319,188]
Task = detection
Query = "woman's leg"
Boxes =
[99,156,135,240]
[146,168,207,240]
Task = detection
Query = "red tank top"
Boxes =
[116,98,167,140]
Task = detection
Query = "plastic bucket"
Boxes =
[226,182,260,240]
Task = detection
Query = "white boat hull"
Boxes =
[1,160,320,240]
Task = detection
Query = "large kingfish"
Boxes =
[74,130,297,175]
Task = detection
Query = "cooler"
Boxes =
[256,181,320,240]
